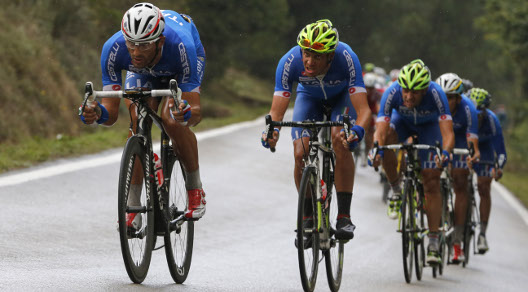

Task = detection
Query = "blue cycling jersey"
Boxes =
[377,81,452,124]
[477,108,507,168]
[274,43,366,100]
[100,11,205,93]
[452,95,479,140]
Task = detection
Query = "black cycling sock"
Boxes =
[480,221,488,235]
[337,192,353,217]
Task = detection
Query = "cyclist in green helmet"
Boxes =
[469,87,507,254]
[262,19,371,241]
[370,59,454,266]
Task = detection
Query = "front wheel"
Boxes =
[117,136,155,283]
[297,167,319,292]
[164,151,194,284]
[401,181,414,283]
[324,175,344,292]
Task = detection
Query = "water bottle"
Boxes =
[153,153,164,190]
[321,179,327,200]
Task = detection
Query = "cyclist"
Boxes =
[79,3,207,222]
[362,73,382,167]
[261,19,371,240]
[371,59,454,265]
[436,73,480,264]
[469,88,507,254]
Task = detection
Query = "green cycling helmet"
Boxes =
[398,59,431,90]
[297,19,339,53]
[469,88,491,109]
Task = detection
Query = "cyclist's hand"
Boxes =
[435,150,450,169]
[261,128,280,149]
[340,125,365,151]
[368,148,384,168]
[169,99,192,126]
[492,168,503,181]
[79,101,108,125]
[466,153,480,170]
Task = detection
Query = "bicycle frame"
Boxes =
[80,80,187,231]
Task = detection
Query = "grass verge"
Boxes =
[500,171,528,208]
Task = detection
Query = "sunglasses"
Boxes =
[125,38,159,51]
[300,39,325,51]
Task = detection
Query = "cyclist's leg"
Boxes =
[452,136,470,247]
[291,92,323,191]
[474,157,493,253]
[417,122,443,263]
[329,93,356,238]
[383,112,409,189]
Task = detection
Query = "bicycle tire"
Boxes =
[414,184,425,281]
[462,185,475,267]
[297,167,320,292]
[401,180,414,283]
[117,136,155,283]
[324,173,344,292]
[164,152,194,284]
[434,182,449,277]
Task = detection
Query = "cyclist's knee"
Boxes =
[422,169,441,192]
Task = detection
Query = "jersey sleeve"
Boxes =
[431,83,452,122]
[273,49,297,98]
[464,96,479,139]
[376,82,398,123]
[100,33,126,91]
[490,112,507,168]
[341,44,366,96]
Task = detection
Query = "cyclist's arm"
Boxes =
[439,119,455,152]
[351,92,371,129]
[269,95,291,130]
[374,120,391,146]
[182,91,202,126]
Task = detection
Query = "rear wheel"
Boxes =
[462,190,475,267]
[117,136,155,283]
[297,167,319,292]
[164,151,194,284]
[401,181,414,283]
[324,172,344,292]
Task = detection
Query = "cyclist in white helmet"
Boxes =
[436,72,480,263]
[80,3,207,221]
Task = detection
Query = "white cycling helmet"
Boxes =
[435,73,464,95]
[121,3,165,43]
[364,73,377,88]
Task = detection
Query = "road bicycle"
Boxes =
[371,139,442,283]
[434,157,455,277]
[461,147,481,267]
[79,80,193,284]
[265,110,353,292]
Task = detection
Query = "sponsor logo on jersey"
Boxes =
[178,43,190,83]
[274,91,291,98]
[112,84,122,91]
[349,88,356,94]
[383,87,397,116]
[342,50,357,86]
[440,114,448,120]
[107,42,120,82]
[282,54,295,90]
[432,88,445,113]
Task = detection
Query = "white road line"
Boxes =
[492,182,528,226]
[0,117,262,188]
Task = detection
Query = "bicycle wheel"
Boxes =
[400,181,414,283]
[117,136,155,283]
[164,152,194,284]
[433,182,448,278]
[297,167,320,292]
[324,177,344,292]
[462,188,475,267]
[414,185,425,281]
